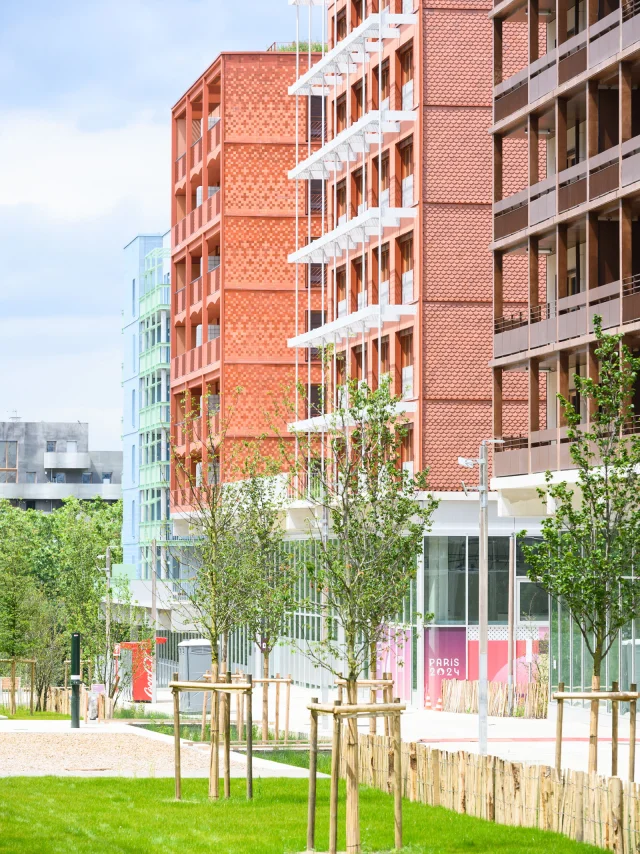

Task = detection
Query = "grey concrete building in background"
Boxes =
[0,418,122,511]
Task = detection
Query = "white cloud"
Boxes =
[0,109,169,222]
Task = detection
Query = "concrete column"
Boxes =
[493,134,503,203]
[493,18,503,86]
[556,98,567,176]
[493,367,503,438]
[494,250,504,320]
[528,114,539,187]
[528,0,539,64]
[621,198,632,293]
[620,62,632,147]
[586,79,598,160]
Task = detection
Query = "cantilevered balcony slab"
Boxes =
[288,401,417,433]
[289,12,417,96]
[288,302,417,349]
[289,110,417,180]
[288,206,417,264]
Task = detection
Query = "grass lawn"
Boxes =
[0,705,69,720]
[0,777,605,854]
[252,747,333,776]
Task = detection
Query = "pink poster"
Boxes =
[425,627,466,706]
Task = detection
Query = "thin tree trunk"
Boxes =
[346,676,361,854]
[262,650,269,743]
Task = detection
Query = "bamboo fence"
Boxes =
[442,679,549,719]
[45,686,87,716]
[349,734,637,852]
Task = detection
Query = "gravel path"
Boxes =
[0,732,217,777]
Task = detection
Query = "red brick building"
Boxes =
[169,50,319,509]
[287,0,495,491]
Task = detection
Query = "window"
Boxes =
[336,9,347,41]
[378,244,390,306]
[336,180,347,224]
[82,472,92,484]
[468,537,510,625]
[400,330,414,399]
[306,310,325,361]
[518,580,549,623]
[26,472,36,484]
[131,445,136,481]
[353,169,365,215]
[400,139,414,207]
[131,389,136,427]
[102,472,112,484]
[46,440,56,453]
[0,471,16,484]
[336,267,347,318]
[401,47,414,110]
[309,96,326,140]
[378,155,390,208]
[353,80,365,122]
[336,95,347,133]
[379,61,390,110]
[132,278,136,315]
[307,384,324,418]
[53,472,66,484]
[0,441,17,469]
[424,537,466,625]
[67,441,78,454]
[308,179,324,214]
[400,234,414,303]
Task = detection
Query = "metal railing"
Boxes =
[496,434,529,451]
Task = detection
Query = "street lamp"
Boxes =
[458,439,504,755]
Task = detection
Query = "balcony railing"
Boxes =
[175,286,186,314]
[175,153,187,183]
[493,5,640,125]
[190,136,202,170]
[173,190,221,248]
[494,134,640,241]
[401,270,414,304]
[401,175,414,208]
[171,337,221,382]
[209,119,221,153]
[494,278,640,359]
[401,364,414,399]
[208,265,220,299]
[307,263,326,288]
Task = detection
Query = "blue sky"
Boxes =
[0,0,305,449]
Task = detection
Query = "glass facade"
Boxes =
[424,535,549,627]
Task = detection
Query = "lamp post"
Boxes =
[458,438,504,755]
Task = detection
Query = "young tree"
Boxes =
[236,440,300,741]
[522,318,640,771]
[292,376,437,851]
[0,501,40,661]
[170,394,253,681]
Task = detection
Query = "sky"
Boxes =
[0,0,304,450]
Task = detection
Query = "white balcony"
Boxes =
[43,452,90,469]
[289,110,417,180]
[338,299,348,318]
[288,206,417,264]
[288,400,417,433]
[289,12,418,97]
[288,302,417,349]
[357,290,368,310]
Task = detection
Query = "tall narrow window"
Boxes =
[379,155,390,208]
[336,267,347,318]
[336,9,347,42]
[400,139,414,207]
[131,445,136,482]
[336,95,347,134]
[353,169,365,216]
[400,235,414,304]
[306,310,325,361]
[400,331,414,399]
[336,181,347,225]
[307,383,324,418]
[401,47,414,111]
[308,179,324,214]
[353,80,365,122]
[309,96,326,140]
[132,278,136,315]
[131,389,136,427]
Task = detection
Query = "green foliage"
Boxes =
[293,377,438,683]
[522,318,640,680]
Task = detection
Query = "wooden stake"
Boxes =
[30,661,35,715]
[589,674,600,774]
[384,672,391,737]
[630,683,637,783]
[611,680,619,778]
[370,686,377,735]
[610,775,623,853]
[172,672,181,800]
[284,674,291,746]
[307,697,319,852]
[224,671,231,799]
[575,770,584,842]
[239,681,244,743]
[246,674,253,800]
[393,698,403,852]
[555,681,564,776]
[345,681,360,854]
[209,661,220,800]
[10,659,16,716]
[330,701,342,854]
[275,671,281,744]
